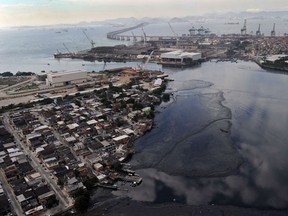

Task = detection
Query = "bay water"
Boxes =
[1,19,288,210]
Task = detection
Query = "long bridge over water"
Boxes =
[106,22,180,42]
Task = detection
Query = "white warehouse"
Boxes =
[46,70,89,87]
[160,50,202,66]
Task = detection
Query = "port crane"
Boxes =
[168,22,179,46]
[141,27,147,45]
[241,19,247,35]
[271,23,276,37]
[189,26,196,36]
[63,43,72,54]
[137,50,154,72]
[256,24,261,36]
[82,30,96,48]
[102,61,107,71]
[131,31,137,42]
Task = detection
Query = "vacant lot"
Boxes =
[0,77,29,87]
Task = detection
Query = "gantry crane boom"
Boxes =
[168,22,179,46]
[82,30,95,48]
[271,23,276,37]
[63,43,71,53]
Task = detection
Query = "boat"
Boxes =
[53,51,73,58]
[224,22,240,25]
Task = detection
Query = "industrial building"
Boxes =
[160,51,202,66]
[46,70,89,87]
[265,54,288,63]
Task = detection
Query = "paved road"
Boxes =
[0,170,24,216]
[0,76,36,93]
[2,113,72,209]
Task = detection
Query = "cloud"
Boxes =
[0,3,33,9]
[62,0,181,5]
[245,8,262,12]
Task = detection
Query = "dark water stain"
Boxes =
[113,61,288,210]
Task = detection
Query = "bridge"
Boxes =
[107,22,180,42]
[107,22,148,40]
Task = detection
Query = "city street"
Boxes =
[2,113,73,210]
[0,170,24,216]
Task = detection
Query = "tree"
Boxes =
[0,71,13,77]
[74,195,90,213]
[74,188,91,213]
[83,176,98,190]
[45,195,59,209]
[57,179,64,188]
[15,71,35,76]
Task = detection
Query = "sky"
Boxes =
[0,0,287,27]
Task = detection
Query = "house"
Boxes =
[24,172,42,186]
[87,142,103,153]
[101,140,116,152]
[26,133,43,149]
[24,205,44,216]
[53,166,73,182]
[4,164,18,182]
[85,153,101,165]
[17,161,34,175]
[43,157,59,169]
[64,177,85,195]
[0,195,10,215]
[93,163,103,171]
[112,135,129,144]
[34,185,55,206]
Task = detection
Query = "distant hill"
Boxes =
[26,11,287,28]
[205,11,288,19]
[97,11,288,26]
[169,17,189,23]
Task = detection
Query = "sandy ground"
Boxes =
[0,95,35,107]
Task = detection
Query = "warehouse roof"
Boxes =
[161,50,201,59]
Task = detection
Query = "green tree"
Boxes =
[57,179,64,188]
[74,195,90,213]
[83,176,98,190]
[74,188,91,213]
[45,195,59,209]
[1,71,13,77]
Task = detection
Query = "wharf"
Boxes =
[253,57,288,72]
[117,176,143,185]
